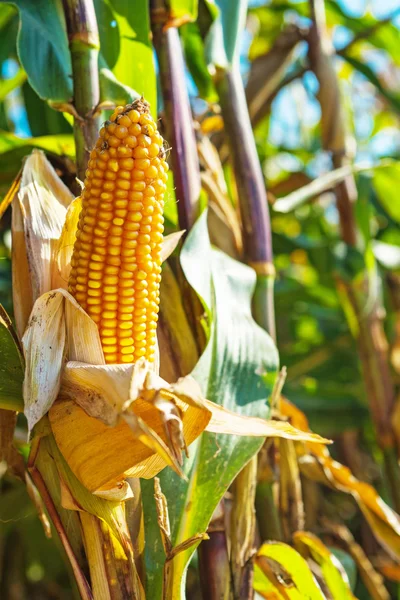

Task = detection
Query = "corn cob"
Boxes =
[68,99,168,364]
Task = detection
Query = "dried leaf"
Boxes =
[323,521,389,600]
[160,230,185,263]
[54,196,81,289]
[22,291,66,432]
[11,150,73,335]
[281,399,400,562]
[279,440,304,539]
[22,288,104,431]
[205,400,331,444]
[154,477,172,555]
[49,370,212,494]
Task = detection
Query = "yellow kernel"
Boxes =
[103,311,117,319]
[145,166,158,179]
[118,321,133,329]
[127,211,142,222]
[116,179,130,190]
[108,136,120,148]
[132,170,145,181]
[132,181,146,191]
[118,115,131,127]
[102,337,118,345]
[129,123,141,136]
[133,146,148,158]
[135,158,150,170]
[120,158,134,169]
[121,346,135,355]
[125,136,137,148]
[108,159,119,172]
[121,354,134,363]
[119,337,134,347]
[119,329,133,338]
[128,109,140,123]
[148,143,160,158]
[115,199,128,208]
[117,146,133,158]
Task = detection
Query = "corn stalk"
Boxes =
[308,0,400,512]
[62,0,100,179]
[216,63,278,600]
[150,5,233,597]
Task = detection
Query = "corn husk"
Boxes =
[11,150,73,337]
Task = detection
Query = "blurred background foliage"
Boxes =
[0,0,400,598]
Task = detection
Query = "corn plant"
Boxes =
[1,1,400,599]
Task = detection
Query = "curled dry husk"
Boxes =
[14,151,330,501]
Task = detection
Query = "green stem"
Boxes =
[217,66,279,598]
[62,0,100,180]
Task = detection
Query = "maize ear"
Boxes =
[68,99,168,364]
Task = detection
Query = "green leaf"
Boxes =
[106,0,156,113]
[142,211,279,599]
[1,0,73,103]
[329,547,357,592]
[169,0,198,23]
[254,542,326,599]
[373,240,400,270]
[293,532,354,599]
[206,0,248,69]
[22,81,72,137]
[0,67,26,102]
[99,62,139,106]
[0,131,74,156]
[372,162,400,223]
[181,23,217,101]
[0,304,24,411]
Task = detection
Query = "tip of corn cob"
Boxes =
[68,99,169,365]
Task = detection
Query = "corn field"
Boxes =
[0,0,400,598]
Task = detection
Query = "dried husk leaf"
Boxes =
[11,150,73,336]
[49,367,212,494]
[49,389,209,493]
[23,288,104,432]
[160,230,186,262]
[11,195,34,339]
[205,400,331,444]
[54,196,82,289]
[22,291,66,432]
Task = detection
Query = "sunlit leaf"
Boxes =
[0,304,23,411]
[372,162,400,223]
[206,0,247,68]
[142,211,279,598]
[293,532,354,599]
[106,0,156,113]
[254,541,326,599]
[1,0,72,102]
